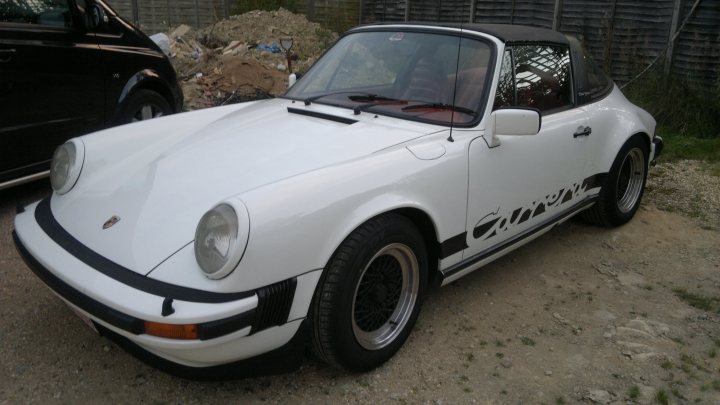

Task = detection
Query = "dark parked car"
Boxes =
[0,0,182,190]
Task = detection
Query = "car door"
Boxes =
[463,44,595,260]
[0,0,104,181]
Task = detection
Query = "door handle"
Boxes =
[573,126,592,138]
[0,48,16,63]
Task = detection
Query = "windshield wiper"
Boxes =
[352,98,407,115]
[303,91,392,106]
[401,103,478,117]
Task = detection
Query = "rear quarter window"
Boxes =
[493,44,574,114]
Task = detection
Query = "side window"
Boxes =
[513,45,573,113]
[493,49,514,110]
[0,0,73,28]
[583,50,612,99]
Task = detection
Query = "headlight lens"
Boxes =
[194,204,241,279]
[50,140,84,195]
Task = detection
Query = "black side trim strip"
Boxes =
[287,107,358,124]
[439,232,468,259]
[34,198,253,303]
[440,196,598,281]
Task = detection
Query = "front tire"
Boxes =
[309,213,428,371]
[583,135,648,227]
[116,89,172,125]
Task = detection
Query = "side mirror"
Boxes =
[488,108,541,147]
[83,4,107,31]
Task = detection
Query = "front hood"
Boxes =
[51,98,439,274]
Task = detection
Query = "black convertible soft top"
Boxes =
[354,22,569,45]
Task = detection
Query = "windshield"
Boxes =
[284,30,493,126]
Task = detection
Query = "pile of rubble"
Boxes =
[165,8,338,110]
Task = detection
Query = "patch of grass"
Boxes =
[466,353,475,362]
[520,337,536,346]
[500,389,507,395]
[494,339,506,347]
[624,68,720,139]
[673,288,720,312]
[655,388,669,405]
[671,387,684,399]
[657,129,720,162]
[709,349,717,359]
[661,359,673,370]
[628,385,640,399]
[495,352,504,359]
[463,387,472,393]
[555,397,565,405]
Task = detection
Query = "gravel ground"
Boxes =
[1,163,719,404]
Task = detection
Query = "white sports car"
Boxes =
[14,23,662,378]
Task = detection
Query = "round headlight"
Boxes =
[194,203,245,279]
[50,140,84,195]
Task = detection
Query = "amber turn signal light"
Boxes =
[144,321,199,340]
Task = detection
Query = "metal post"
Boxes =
[193,0,200,27]
[404,0,410,21]
[469,0,476,23]
[165,0,171,27]
[552,0,563,31]
[131,0,139,26]
[665,0,683,76]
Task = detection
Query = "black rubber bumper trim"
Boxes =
[13,230,257,340]
[13,230,145,334]
[652,136,664,162]
[34,197,253,303]
[97,320,308,380]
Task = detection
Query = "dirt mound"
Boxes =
[165,9,338,110]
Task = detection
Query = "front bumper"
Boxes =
[13,199,320,378]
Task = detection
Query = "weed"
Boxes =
[466,353,475,362]
[463,387,472,393]
[520,337,536,346]
[655,389,669,405]
[495,352,504,359]
[495,339,506,347]
[709,349,717,359]
[661,359,673,370]
[673,288,720,312]
[628,385,640,399]
[555,397,565,405]
[671,387,684,399]
[500,390,507,395]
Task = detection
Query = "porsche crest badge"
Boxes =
[102,215,121,229]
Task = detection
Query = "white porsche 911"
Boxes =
[14,23,662,378]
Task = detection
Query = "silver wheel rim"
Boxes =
[351,243,419,351]
[132,104,164,122]
[616,147,645,213]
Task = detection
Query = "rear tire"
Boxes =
[309,213,428,371]
[116,89,172,125]
[582,135,648,227]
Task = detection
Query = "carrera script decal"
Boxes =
[472,173,607,240]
